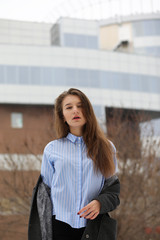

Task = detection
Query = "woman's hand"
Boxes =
[77,200,101,220]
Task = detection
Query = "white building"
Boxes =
[0,14,160,155]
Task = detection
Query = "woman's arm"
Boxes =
[41,142,55,188]
[77,175,120,219]
[94,175,120,214]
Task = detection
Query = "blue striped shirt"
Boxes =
[41,133,117,228]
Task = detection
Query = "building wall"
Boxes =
[99,14,160,56]
[51,17,99,49]
[99,22,133,51]
[132,19,160,56]
[100,22,134,52]
[0,104,55,154]
[0,17,160,155]
[99,24,119,50]
[0,44,160,113]
[0,19,52,46]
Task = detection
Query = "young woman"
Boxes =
[28,88,120,240]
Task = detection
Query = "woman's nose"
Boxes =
[73,106,79,112]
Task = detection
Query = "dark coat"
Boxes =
[28,175,120,240]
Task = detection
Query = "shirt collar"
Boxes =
[66,133,83,143]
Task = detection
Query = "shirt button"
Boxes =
[86,234,89,238]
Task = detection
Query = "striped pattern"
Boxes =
[41,133,117,228]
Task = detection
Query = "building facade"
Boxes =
[100,13,160,56]
[0,14,160,158]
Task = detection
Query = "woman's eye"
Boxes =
[66,106,72,109]
[77,105,82,108]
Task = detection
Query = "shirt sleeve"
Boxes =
[41,142,55,188]
[101,141,118,186]
[94,175,120,214]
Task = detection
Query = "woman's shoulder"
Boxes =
[44,138,65,151]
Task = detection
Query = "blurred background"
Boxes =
[0,0,160,239]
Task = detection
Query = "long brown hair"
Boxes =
[54,88,115,177]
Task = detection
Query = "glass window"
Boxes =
[54,68,66,85]
[155,20,160,35]
[143,20,154,36]
[135,46,160,57]
[66,68,77,86]
[107,72,114,87]
[2,65,160,94]
[0,65,5,84]
[100,71,114,88]
[112,72,121,88]
[42,67,54,85]
[143,20,160,36]
[87,36,98,49]
[76,69,89,86]
[148,77,160,93]
[112,72,122,89]
[64,33,76,47]
[120,73,130,90]
[140,75,150,92]
[145,47,160,57]
[64,33,98,49]
[100,71,108,87]
[76,35,87,48]
[100,72,130,90]
[19,66,30,84]
[11,112,23,128]
[30,67,42,85]
[89,70,100,87]
[6,65,17,84]
[132,22,143,37]
[128,74,139,91]
[132,20,160,37]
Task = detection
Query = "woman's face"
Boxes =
[62,95,86,135]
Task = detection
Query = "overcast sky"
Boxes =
[0,0,160,23]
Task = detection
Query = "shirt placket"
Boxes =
[77,137,82,226]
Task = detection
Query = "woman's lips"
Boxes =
[73,116,80,120]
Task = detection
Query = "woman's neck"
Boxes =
[70,127,82,137]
